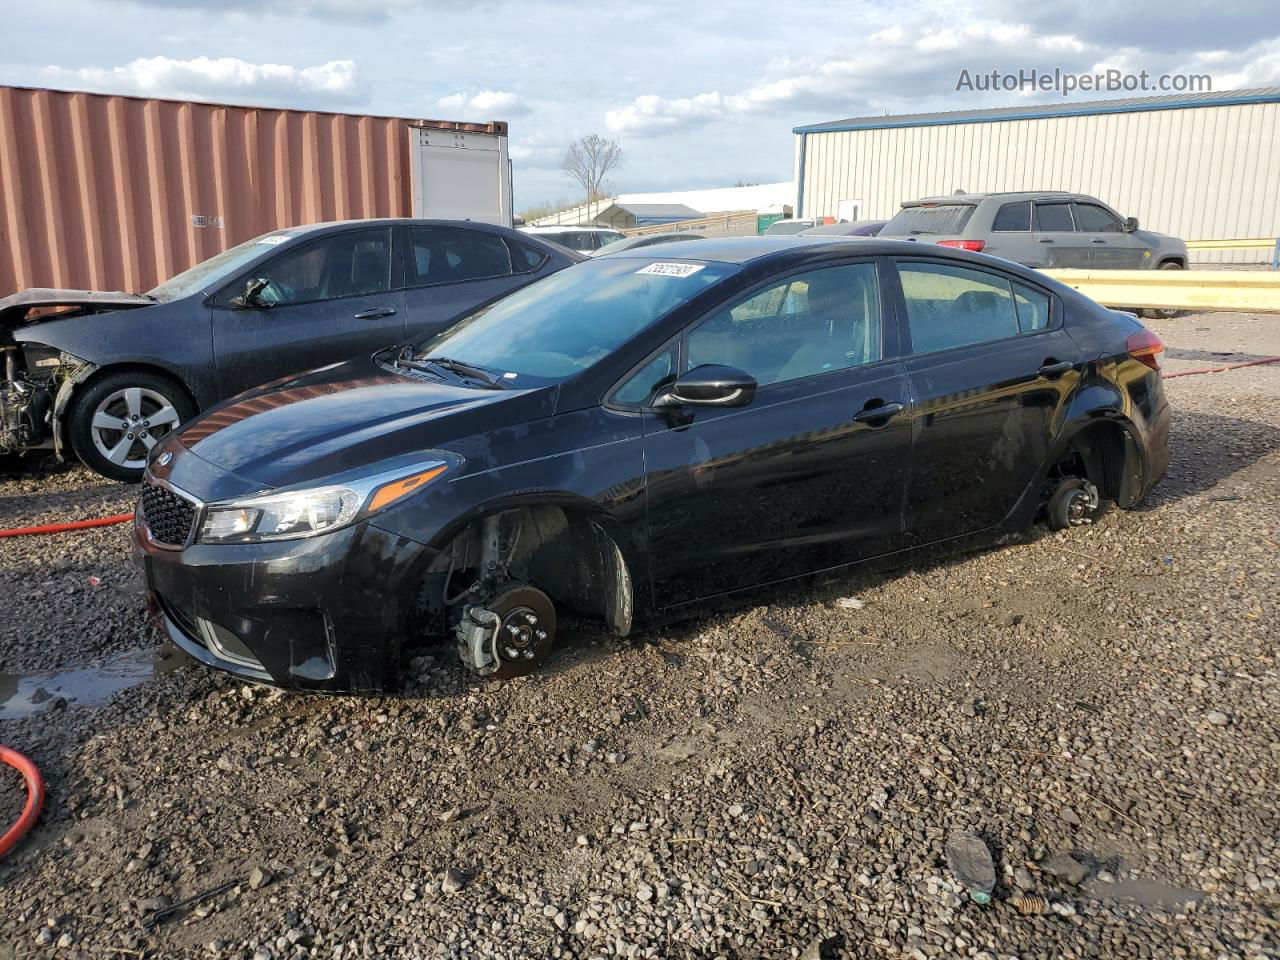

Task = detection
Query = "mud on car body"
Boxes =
[134,237,1170,693]
[0,220,579,481]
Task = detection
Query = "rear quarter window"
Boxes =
[991,201,1031,232]
[883,204,976,236]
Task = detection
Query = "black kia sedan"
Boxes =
[1,219,578,481]
[134,237,1169,692]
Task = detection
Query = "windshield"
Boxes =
[411,257,736,383]
[147,232,291,301]
[882,204,975,236]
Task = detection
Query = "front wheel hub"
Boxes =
[457,583,556,680]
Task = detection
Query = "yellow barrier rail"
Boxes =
[1185,237,1278,251]
[1041,269,1280,313]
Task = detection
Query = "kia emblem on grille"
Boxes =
[158,452,172,466]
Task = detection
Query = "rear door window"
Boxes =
[897,261,1024,353]
[405,226,513,287]
[883,204,975,235]
[1034,202,1075,232]
[991,201,1031,232]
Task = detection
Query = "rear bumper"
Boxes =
[134,519,434,692]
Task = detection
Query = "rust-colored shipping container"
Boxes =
[0,85,508,296]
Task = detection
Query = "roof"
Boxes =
[904,190,1079,205]
[609,203,702,219]
[521,225,620,233]
[600,235,955,265]
[1,84,508,135]
[794,87,1280,134]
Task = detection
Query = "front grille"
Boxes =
[141,483,196,546]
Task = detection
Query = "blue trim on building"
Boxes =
[795,132,807,218]
[792,91,1280,135]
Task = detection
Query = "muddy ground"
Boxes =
[1,312,1277,960]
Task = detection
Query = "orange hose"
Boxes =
[0,513,133,538]
[1164,356,1280,379]
[0,745,44,858]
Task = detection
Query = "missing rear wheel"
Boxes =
[1047,477,1103,530]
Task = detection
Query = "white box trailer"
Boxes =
[409,124,513,227]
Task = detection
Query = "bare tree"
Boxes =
[561,134,623,219]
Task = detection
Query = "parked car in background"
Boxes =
[591,233,705,255]
[0,219,579,481]
[800,220,888,237]
[136,236,1168,692]
[763,218,822,236]
[519,225,627,254]
[879,191,1188,319]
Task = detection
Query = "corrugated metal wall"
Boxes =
[0,86,504,295]
[798,101,1280,264]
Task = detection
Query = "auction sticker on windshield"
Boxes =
[636,262,705,278]
[257,235,289,245]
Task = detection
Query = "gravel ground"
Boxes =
[0,312,1277,960]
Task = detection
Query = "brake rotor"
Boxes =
[485,584,556,680]
[1047,477,1100,530]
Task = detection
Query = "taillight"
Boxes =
[1126,329,1164,370]
[937,239,986,252]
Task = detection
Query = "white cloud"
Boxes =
[124,0,429,23]
[436,89,531,117]
[605,20,1096,135]
[42,56,365,106]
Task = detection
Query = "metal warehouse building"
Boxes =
[793,88,1280,262]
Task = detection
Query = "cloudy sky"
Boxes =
[4,0,1279,211]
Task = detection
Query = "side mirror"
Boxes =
[231,277,270,308]
[654,364,757,408]
[1123,216,1139,233]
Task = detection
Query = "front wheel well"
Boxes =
[65,363,199,421]
[416,504,634,640]
[1157,256,1186,268]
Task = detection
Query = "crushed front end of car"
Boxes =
[0,288,149,459]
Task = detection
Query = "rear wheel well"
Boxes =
[1049,421,1143,508]
[415,504,633,641]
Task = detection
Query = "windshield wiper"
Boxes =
[414,355,506,389]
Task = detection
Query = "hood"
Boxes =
[174,355,556,489]
[0,287,153,326]
[3,287,160,351]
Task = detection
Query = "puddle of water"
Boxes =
[1083,877,1205,909]
[0,645,187,719]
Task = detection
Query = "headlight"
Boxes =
[21,344,80,370]
[197,460,450,544]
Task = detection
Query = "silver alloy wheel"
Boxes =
[89,386,182,469]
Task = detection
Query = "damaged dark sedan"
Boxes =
[0,219,578,481]
[134,237,1169,692]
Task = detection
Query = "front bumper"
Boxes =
[134,517,434,692]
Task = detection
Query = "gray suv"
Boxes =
[880,191,1187,272]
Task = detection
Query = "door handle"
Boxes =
[1037,238,1054,243]
[1090,238,1107,244]
[353,307,397,320]
[853,401,905,424]
[1038,359,1074,379]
